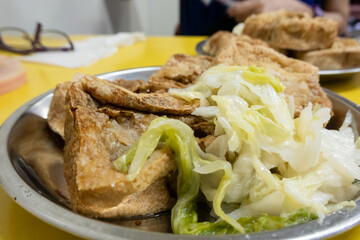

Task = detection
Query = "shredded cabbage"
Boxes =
[114,117,244,233]
[114,65,360,234]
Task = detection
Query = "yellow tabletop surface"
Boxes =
[1,36,360,240]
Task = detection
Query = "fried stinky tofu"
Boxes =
[111,78,150,93]
[243,10,338,51]
[213,41,332,116]
[202,31,270,56]
[48,82,71,139]
[295,37,360,70]
[48,74,208,141]
[148,54,213,91]
[48,77,152,139]
[63,80,178,218]
[48,38,333,218]
[47,73,213,218]
[81,74,199,115]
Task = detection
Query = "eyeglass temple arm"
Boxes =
[34,23,74,50]
[33,23,42,46]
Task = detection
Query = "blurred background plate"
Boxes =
[1,67,360,240]
[195,39,208,56]
[319,67,360,82]
[195,39,360,83]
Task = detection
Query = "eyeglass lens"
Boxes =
[1,29,33,51]
[39,30,72,49]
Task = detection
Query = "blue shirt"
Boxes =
[301,0,323,6]
[180,0,237,35]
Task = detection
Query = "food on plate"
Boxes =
[52,73,211,217]
[202,31,269,56]
[47,78,151,140]
[212,40,331,117]
[0,55,27,95]
[295,37,360,70]
[175,31,332,117]
[48,82,71,139]
[116,65,360,234]
[148,54,214,91]
[64,76,175,217]
[80,74,199,115]
[242,10,338,51]
[215,10,360,70]
[47,47,359,234]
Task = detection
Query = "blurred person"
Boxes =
[348,0,360,32]
[179,0,237,35]
[179,0,349,35]
[228,0,349,34]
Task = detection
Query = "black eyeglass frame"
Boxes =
[0,23,74,55]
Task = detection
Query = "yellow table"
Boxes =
[1,36,360,240]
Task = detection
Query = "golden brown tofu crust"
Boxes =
[48,77,153,140]
[47,82,71,139]
[148,54,214,91]
[80,73,199,115]
[243,10,338,51]
[295,37,360,70]
[202,31,270,56]
[47,73,211,218]
[64,81,177,218]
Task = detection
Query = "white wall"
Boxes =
[0,0,179,35]
[106,0,179,35]
[0,0,113,34]
[147,0,179,35]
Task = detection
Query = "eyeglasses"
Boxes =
[0,23,74,55]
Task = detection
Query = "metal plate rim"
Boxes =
[1,66,360,240]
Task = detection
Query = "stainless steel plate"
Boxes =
[1,66,360,240]
[195,39,208,55]
[319,67,360,82]
[195,39,360,82]
[195,39,208,56]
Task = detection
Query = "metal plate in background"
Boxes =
[195,39,208,56]
[319,67,360,82]
[1,67,360,240]
[195,39,360,82]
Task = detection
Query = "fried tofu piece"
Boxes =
[100,106,214,138]
[148,54,213,91]
[213,41,332,116]
[48,74,210,217]
[48,76,207,141]
[112,78,151,93]
[64,81,177,218]
[295,37,360,70]
[79,73,199,115]
[243,10,338,51]
[48,82,71,139]
[48,77,152,139]
[47,75,203,218]
[202,31,269,56]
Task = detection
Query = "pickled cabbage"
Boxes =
[114,65,360,234]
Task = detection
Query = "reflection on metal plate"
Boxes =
[1,67,360,240]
